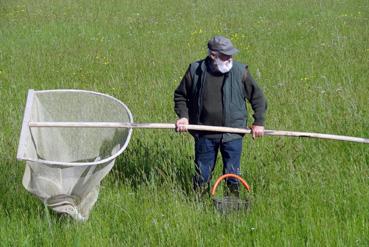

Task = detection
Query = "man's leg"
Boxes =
[220,138,243,196]
[193,137,219,195]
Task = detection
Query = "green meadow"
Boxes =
[1,0,369,245]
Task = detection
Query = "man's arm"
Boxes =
[174,67,192,132]
[243,68,267,138]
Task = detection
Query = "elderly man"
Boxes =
[174,35,267,196]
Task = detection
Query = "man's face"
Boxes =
[211,52,233,73]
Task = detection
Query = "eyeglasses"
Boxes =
[218,53,232,61]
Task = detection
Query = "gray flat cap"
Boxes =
[208,35,239,55]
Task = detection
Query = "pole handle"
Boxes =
[28,121,369,144]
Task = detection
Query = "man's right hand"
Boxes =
[175,118,189,132]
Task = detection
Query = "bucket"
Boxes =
[210,174,251,214]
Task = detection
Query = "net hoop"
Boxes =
[17,89,134,167]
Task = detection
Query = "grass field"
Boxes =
[1,0,369,245]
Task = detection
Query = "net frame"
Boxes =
[17,89,134,167]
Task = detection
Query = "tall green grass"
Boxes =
[1,0,368,245]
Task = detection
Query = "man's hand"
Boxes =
[175,118,189,132]
[251,125,264,139]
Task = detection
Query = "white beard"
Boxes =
[215,58,233,73]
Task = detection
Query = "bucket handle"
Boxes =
[210,174,251,196]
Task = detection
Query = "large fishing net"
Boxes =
[17,90,133,221]
[17,89,369,221]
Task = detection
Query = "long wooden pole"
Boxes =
[28,121,369,144]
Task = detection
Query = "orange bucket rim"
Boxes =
[210,174,251,196]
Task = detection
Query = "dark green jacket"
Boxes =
[174,57,267,141]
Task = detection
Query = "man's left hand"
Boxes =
[251,125,264,139]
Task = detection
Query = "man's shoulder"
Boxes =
[231,61,248,78]
[233,61,248,70]
[188,59,206,75]
[189,59,206,67]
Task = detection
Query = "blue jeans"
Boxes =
[193,137,242,190]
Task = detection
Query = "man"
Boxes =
[174,35,267,196]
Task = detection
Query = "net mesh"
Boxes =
[18,90,133,221]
